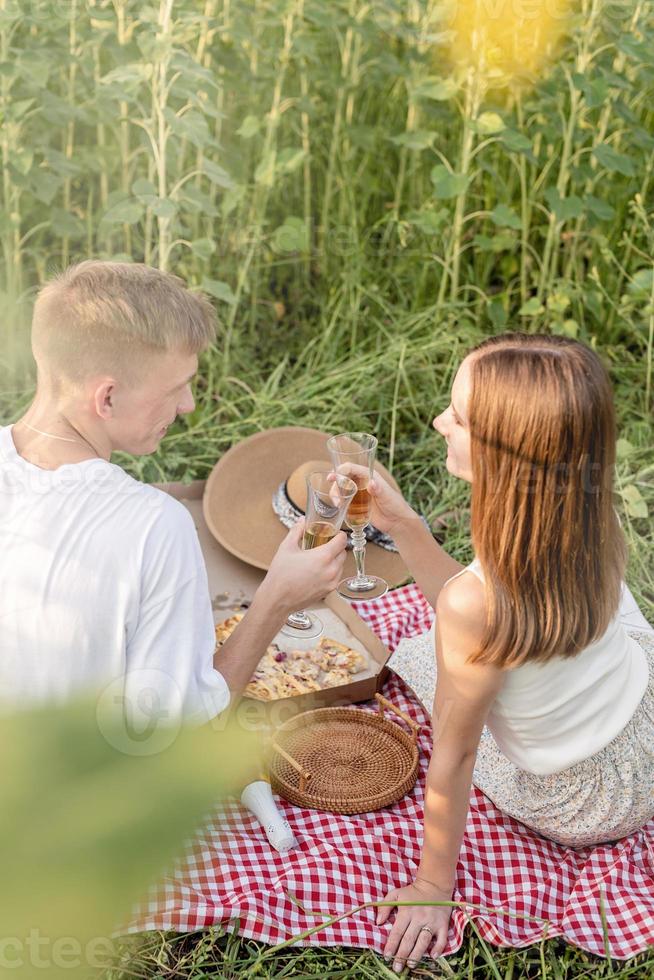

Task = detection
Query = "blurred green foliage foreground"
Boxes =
[0,699,258,980]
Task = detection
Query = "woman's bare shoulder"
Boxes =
[436,569,486,637]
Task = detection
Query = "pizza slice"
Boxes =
[214,612,244,647]
[317,637,367,674]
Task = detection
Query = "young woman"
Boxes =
[360,333,654,972]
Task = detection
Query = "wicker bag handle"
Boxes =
[270,739,313,793]
[375,693,420,745]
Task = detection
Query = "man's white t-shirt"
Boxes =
[0,424,230,723]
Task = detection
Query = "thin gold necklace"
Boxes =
[17,418,99,455]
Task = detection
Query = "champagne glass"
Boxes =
[327,432,389,601]
[280,470,357,640]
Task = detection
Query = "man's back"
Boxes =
[0,424,229,722]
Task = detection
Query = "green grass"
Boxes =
[106,926,654,978]
[1,0,653,975]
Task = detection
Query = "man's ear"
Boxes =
[93,380,116,421]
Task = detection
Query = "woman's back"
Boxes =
[457,560,650,775]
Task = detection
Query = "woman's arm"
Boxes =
[378,574,503,972]
[392,512,463,610]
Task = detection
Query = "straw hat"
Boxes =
[202,426,410,587]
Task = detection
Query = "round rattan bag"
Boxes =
[269,694,421,814]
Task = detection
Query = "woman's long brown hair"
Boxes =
[466,332,627,667]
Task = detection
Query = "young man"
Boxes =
[0,260,347,725]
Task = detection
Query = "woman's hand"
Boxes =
[377,878,453,972]
[329,464,417,537]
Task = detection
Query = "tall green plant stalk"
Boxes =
[207,0,230,220]
[223,0,299,369]
[318,0,356,268]
[516,96,530,306]
[647,262,654,415]
[61,0,78,269]
[0,0,21,303]
[190,0,219,249]
[113,0,133,256]
[564,0,645,288]
[336,6,363,235]
[536,0,601,301]
[134,0,176,271]
[298,0,312,286]
[535,68,578,302]
[389,0,434,227]
[445,69,480,305]
[299,71,312,285]
[608,149,654,333]
[93,46,109,219]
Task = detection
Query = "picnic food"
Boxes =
[214,616,367,701]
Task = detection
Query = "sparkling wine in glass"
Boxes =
[280,470,357,640]
[327,432,389,601]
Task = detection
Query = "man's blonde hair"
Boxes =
[32,260,216,387]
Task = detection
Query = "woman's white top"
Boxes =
[433,558,651,776]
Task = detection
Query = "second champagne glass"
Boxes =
[280,470,357,640]
[327,432,389,601]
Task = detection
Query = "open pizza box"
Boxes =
[157,479,392,719]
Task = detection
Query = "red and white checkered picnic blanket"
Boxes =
[126,585,654,960]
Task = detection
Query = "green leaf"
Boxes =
[151,198,177,220]
[201,277,237,304]
[550,318,579,340]
[9,97,35,121]
[43,148,83,178]
[621,484,648,519]
[132,178,157,199]
[559,319,579,338]
[430,165,468,199]
[473,233,515,253]
[490,203,521,230]
[30,170,61,205]
[254,151,276,187]
[236,114,260,138]
[500,129,533,156]
[405,208,448,234]
[488,298,508,328]
[220,184,246,218]
[546,290,571,314]
[168,109,211,149]
[277,147,306,174]
[584,195,615,221]
[411,77,458,101]
[182,185,219,217]
[476,111,505,134]
[616,438,635,459]
[390,130,435,151]
[190,238,216,261]
[544,187,584,221]
[100,199,145,226]
[100,63,151,87]
[271,217,309,253]
[626,268,654,299]
[592,143,635,177]
[11,149,33,177]
[519,297,545,316]
[50,209,85,238]
[201,159,233,189]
